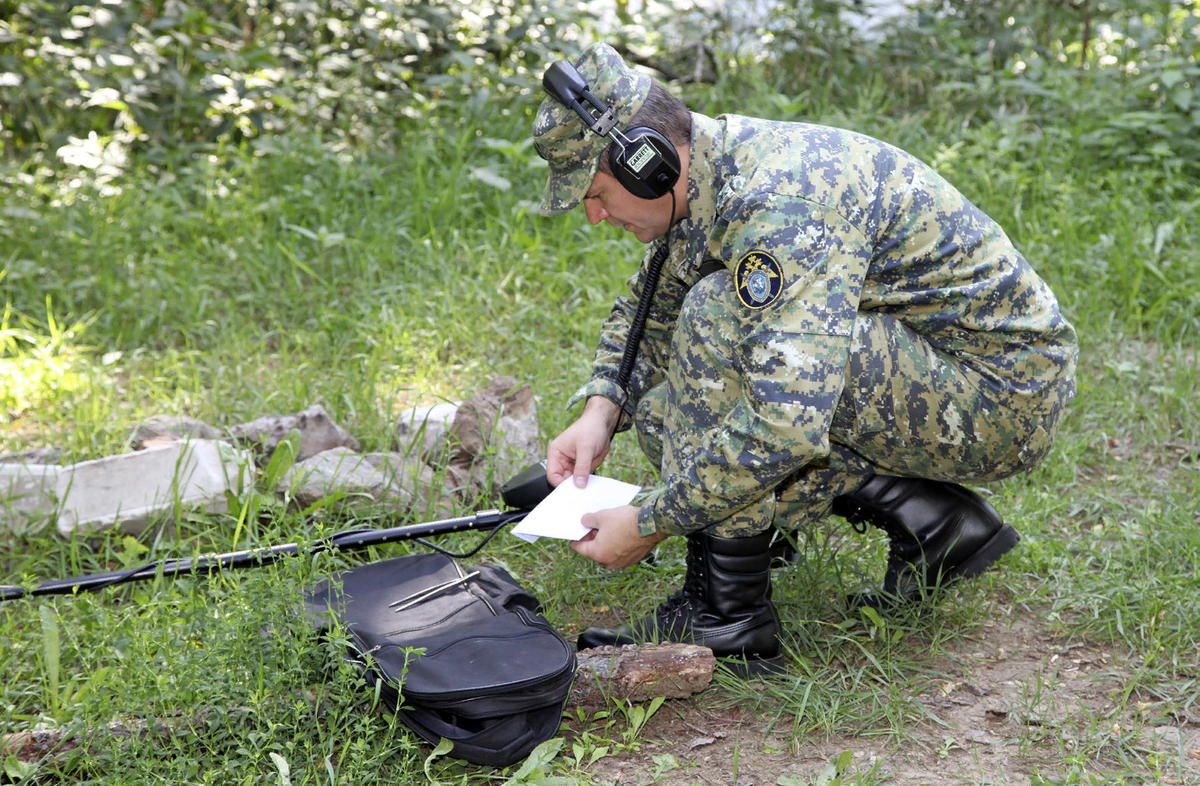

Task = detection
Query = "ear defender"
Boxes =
[542,59,680,200]
[607,126,679,199]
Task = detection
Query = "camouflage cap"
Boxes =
[533,43,652,216]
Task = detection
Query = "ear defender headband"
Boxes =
[542,60,681,200]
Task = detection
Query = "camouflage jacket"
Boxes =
[569,113,1078,535]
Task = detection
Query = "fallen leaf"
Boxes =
[688,737,715,749]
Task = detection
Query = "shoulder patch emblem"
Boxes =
[734,250,783,309]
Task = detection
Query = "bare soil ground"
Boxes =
[576,614,1200,786]
[568,385,1200,786]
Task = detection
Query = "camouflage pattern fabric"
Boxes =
[533,43,651,216]
[566,112,1078,538]
[632,274,1063,537]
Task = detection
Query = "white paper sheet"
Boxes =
[510,475,641,543]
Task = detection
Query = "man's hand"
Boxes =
[572,505,668,569]
[546,396,621,489]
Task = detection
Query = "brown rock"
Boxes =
[449,377,532,460]
[446,377,541,492]
[570,644,717,707]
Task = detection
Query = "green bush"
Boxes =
[898,1,1200,174]
[0,0,586,161]
[755,0,1199,174]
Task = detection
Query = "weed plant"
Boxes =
[2,40,1199,786]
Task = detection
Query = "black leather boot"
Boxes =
[576,530,786,677]
[832,475,1020,609]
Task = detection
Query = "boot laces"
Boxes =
[846,503,912,565]
[659,588,695,618]
[659,538,707,619]
[842,502,871,535]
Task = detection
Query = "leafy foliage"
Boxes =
[0,0,587,161]
[929,1,1200,173]
[751,1,1200,174]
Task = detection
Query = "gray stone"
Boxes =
[129,415,222,448]
[53,440,252,536]
[0,447,63,465]
[231,404,359,464]
[411,464,463,520]
[443,463,484,502]
[281,448,389,509]
[363,450,418,482]
[280,448,433,510]
[275,448,470,519]
[394,402,459,463]
[1139,725,1184,750]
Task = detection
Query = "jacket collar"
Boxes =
[670,112,726,280]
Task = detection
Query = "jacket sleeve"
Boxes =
[565,240,689,430]
[642,193,873,536]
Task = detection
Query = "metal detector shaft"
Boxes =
[0,508,528,603]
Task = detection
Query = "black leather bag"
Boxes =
[303,553,576,767]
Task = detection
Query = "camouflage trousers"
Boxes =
[634,271,1063,538]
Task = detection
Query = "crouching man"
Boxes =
[536,43,1077,676]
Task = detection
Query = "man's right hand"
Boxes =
[546,396,621,489]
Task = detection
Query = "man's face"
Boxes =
[581,171,675,244]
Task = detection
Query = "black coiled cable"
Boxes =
[613,190,676,419]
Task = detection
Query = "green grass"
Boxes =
[1,79,1198,785]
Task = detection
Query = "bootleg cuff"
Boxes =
[564,378,634,432]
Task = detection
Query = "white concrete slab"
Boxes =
[54,440,253,536]
[0,463,63,532]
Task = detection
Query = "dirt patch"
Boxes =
[568,614,1200,785]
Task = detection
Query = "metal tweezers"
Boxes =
[389,571,480,613]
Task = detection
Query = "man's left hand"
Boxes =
[572,505,668,569]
